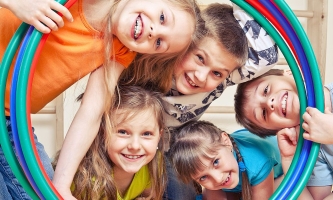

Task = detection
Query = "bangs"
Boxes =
[172,136,221,183]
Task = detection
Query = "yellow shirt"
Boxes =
[117,165,151,200]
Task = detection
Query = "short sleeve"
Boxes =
[112,36,137,68]
[225,3,279,86]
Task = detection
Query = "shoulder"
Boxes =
[231,130,280,182]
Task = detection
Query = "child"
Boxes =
[53,85,167,199]
[169,120,283,200]
[234,69,333,199]
[0,0,204,198]
[120,3,279,199]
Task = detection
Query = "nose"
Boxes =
[194,66,209,83]
[212,170,223,184]
[266,96,275,111]
[128,136,141,150]
[148,25,156,39]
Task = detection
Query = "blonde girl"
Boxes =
[170,120,283,200]
[53,85,167,199]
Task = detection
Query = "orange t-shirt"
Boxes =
[0,0,136,115]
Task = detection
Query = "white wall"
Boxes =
[31,0,333,158]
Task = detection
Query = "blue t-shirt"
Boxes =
[196,129,282,199]
[223,129,283,193]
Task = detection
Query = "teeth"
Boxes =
[134,16,142,39]
[123,154,141,159]
[223,174,230,184]
[281,94,288,115]
[185,74,198,87]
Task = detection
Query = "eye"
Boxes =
[142,131,153,136]
[156,38,161,49]
[196,54,204,64]
[262,108,267,120]
[264,85,268,96]
[212,71,222,77]
[160,12,165,24]
[199,175,207,182]
[117,129,128,135]
[213,159,219,167]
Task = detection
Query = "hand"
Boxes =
[52,183,77,200]
[2,0,73,33]
[277,126,299,173]
[302,107,333,144]
[276,126,299,158]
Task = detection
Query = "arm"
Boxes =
[276,127,314,200]
[202,188,227,200]
[52,63,125,198]
[302,107,333,144]
[0,0,72,33]
[251,170,274,200]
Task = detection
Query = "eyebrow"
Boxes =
[202,49,230,74]
[253,85,260,123]
[163,9,174,53]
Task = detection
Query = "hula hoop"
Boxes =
[0,0,323,199]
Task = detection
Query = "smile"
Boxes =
[281,92,288,116]
[222,173,231,186]
[122,154,143,159]
[134,15,143,39]
[185,74,198,87]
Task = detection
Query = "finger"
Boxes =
[302,122,309,132]
[31,21,51,34]
[305,107,320,116]
[302,111,311,123]
[303,131,311,141]
[45,9,65,27]
[50,1,73,22]
[39,15,59,31]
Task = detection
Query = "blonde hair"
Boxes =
[54,85,167,199]
[118,0,206,93]
[170,120,252,200]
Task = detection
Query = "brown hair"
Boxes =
[169,120,252,200]
[54,85,167,199]
[201,3,248,67]
[234,69,285,138]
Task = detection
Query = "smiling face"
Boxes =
[108,108,161,175]
[244,73,300,130]
[112,0,194,54]
[191,132,239,190]
[173,37,239,95]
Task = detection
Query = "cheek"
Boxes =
[176,56,196,74]
[205,80,221,91]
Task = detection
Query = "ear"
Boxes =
[221,132,232,147]
[159,128,164,140]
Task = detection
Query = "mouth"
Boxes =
[134,15,143,40]
[185,73,198,87]
[122,154,144,160]
[221,172,231,186]
[281,92,288,117]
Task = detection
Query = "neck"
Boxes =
[113,167,135,196]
